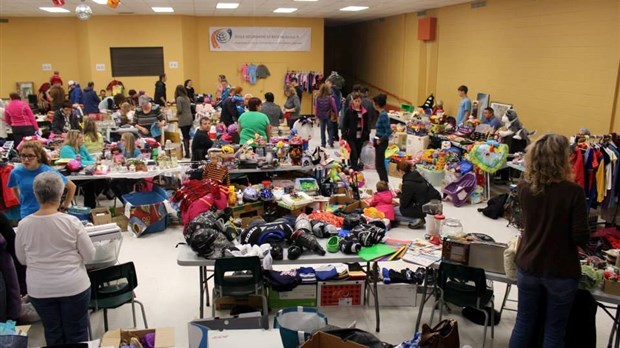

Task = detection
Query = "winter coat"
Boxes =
[314,95,336,120]
[154,80,167,106]
[369,190,395,221]
[0,234,21,321]
[399,170,441,219]
[220,96,240,127]
[52,109,82,134]
[69,84,83,104]
[342,106,370,142]
[82,87,101,114]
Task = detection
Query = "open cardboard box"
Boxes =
[100,327,175,348]
[301,331,367,348]
[91,207,112,225]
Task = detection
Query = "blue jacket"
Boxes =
[82,87,101,114]
[69,84,83,104]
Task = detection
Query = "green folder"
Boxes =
[358,244,397,262]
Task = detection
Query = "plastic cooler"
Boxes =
[122,186,170,236]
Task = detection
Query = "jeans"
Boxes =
[394,208,423,223]
[375,140,388,182]
[509,269,578,348]
[11,126,36,147]
[328,120,339,145]
[30,287,91,346]
[319,118,328,147]
[180,125,191,158]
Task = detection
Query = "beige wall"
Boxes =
[328,0,620,136]
[0,16,324,113]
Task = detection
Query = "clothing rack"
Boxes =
[570,132,620,227]
[284,70,324,93]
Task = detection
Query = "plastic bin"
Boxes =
[417,167,445,188]
[274,307,328,348]
[84,223,123,270]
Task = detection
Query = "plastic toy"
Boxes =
[363,207,385,219]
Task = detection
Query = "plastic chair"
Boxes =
[211,256,268,328]
[430,262,494,348]
[88,262,148,332]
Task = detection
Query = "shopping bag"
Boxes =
[419,319,459,348]
[360,142,375,169]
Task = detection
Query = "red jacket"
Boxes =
[369,190,395,221]
[1,165,19,210]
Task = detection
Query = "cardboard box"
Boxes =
[188,312,270,348]
[112,214,129,231]
[406,135,430,156]
[393,132,408,150]
[368,283,417,307]
[189,327,281,348]
[100,327,175,348]
[91,207,112,225]
[388,162,402,178]
[604,279,620,296]
[343,200,368,214]
[268,284,317,310]
[301,331,367,348]
[318,281,365,306]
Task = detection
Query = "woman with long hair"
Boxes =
[509,134,590,347]
[82,118,104,153]
[313,84,337,148]
[120,132,141,159]
[175,85,193,158]
[184,79,195,102]
[59,130,95,166]
[341,92,369,171]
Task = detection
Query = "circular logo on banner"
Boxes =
[211,28,233,49]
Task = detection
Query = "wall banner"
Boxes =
[209,27,311,52]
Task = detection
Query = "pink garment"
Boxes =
[4,100,39,130]
[369,191,395,221]
[183,192,228,225]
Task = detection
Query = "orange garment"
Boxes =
[597,151,606,203]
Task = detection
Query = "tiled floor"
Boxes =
[25,125,617,347]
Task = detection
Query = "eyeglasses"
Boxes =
[20,154,37,160]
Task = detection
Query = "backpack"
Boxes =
[478,193,509,219]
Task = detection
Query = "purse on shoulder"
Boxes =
[419,319,460,348]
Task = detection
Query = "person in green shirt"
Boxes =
[238,97,271,145]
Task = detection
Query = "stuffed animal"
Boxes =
[499,109,536,143]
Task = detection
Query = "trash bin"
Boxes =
[274,307,328,348]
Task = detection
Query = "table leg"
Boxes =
[499,284,512,317]
[415,267,435,333]
[373,261,380,332]
[199,266,204,319]
[614,305,620,348]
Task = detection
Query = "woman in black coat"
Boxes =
[341,92,369,171]
[396,161,441,229]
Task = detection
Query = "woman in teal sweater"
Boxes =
[59,130,98,208]
[59,130,95,166]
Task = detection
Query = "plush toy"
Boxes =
[499,109,536,143]
[338,140,351,167]
[275,141,287,161]
[364,207,385,220]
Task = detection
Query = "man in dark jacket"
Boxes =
[68,81,83,105]
[52,100,82,134]
[154,73,167,106]
[396,161,441,229]
[191,117,214,161]
[341,92,369,171]
[82,81,100,115]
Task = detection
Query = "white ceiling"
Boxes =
[0,0,472,23]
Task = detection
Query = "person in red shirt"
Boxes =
[4,93,40,146]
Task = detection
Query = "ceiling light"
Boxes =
[340,6,369,11]
[92,0,107,4]
[216,3,239,9]
[294,0,318,1]
[39,7,71,13]
[273,8,297,13]
[152,7,174,13]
